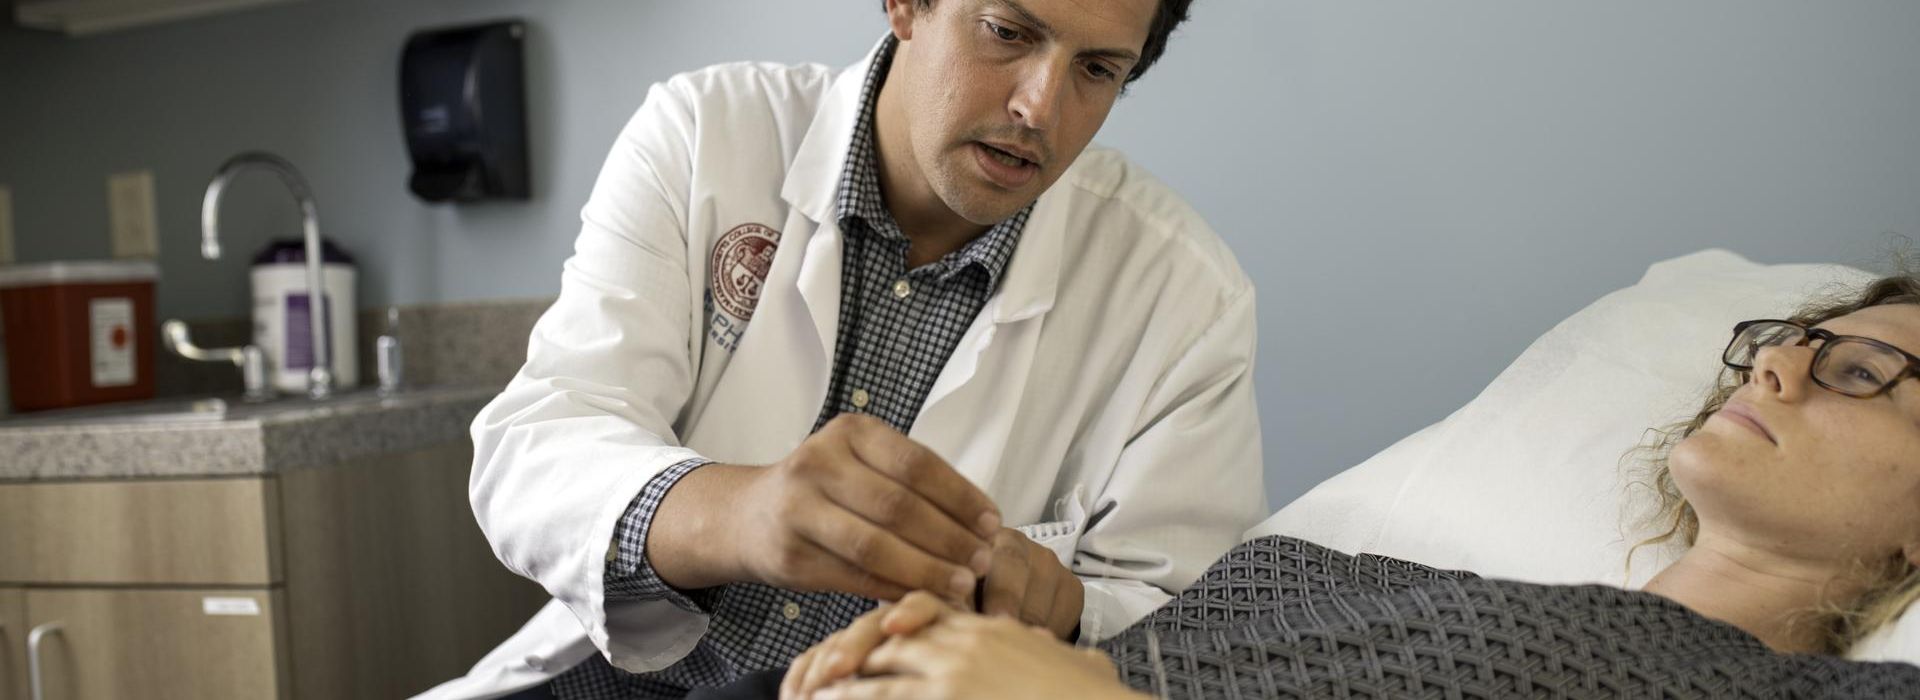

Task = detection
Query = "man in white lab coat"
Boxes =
[424,0,1265,697]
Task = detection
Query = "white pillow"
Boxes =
[1251,249,1919,663]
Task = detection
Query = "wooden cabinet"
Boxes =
[23,589,287,700]
[0,443,547,699]
[0,587,24,700]
[0,478,279,585]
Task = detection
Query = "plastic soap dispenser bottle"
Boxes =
[251,238,358,394]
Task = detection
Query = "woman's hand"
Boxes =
[814,612,1141,700]
[780,591,1141,700]
[782,592,951,700]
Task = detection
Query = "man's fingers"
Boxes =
[799,506,976,601]
[1047,566,1084,639]
[779,536,912,601]
[980,530,1029,617]
[822,465,992,577]
[1019,543,1057,628]
[839,415,1001,539]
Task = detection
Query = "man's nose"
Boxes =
[1008,60,1067,134]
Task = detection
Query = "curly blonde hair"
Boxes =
[1629,273,1920,652]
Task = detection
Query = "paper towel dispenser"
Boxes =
[400,20,530,203]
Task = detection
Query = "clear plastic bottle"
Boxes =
[376,306,404,396]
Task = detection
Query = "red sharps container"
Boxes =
[0,261,159,411]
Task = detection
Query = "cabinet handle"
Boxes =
[27,622,62,700]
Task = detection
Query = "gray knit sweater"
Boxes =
[1099,536,1920,699]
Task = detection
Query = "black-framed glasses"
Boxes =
[1723,319,1920,398]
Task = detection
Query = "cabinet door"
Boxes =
[279,442,546,699]
[24,588,287,700]
[0,488,28,584]
[0,587,23,700]
[0,479,280,585]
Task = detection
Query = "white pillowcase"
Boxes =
[1251,249,1920,663]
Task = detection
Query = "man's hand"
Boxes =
[648,414,1001,604]
[980,527,1083,639]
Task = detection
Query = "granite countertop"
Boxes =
[0,384,500,481]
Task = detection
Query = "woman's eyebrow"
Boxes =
[1824,321,1920,350]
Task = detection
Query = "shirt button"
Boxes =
[892,279,913,299]
[851,389,871,409]
[782,601,802,621]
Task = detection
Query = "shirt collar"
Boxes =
[833,34,1029,286]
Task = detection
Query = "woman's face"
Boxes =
[1671,304,1920,567]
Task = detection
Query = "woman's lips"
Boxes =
[1715,402,1777,445]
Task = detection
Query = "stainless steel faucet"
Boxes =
[200,152,334,400]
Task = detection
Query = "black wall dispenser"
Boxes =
[401,20,531,203]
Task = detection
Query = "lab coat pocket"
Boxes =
[1014,486,1097,566]
[1016,519,1079,565]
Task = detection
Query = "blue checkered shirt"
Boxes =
[549,35,1031,699]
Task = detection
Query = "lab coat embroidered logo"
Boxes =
[707,223,781,352]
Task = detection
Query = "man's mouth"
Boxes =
[972,141,1041,189]
[979,142,1038,169]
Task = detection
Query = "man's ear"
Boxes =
[885,0,919,42]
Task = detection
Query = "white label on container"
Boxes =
[90,297,135,387]
[202,597,262,616]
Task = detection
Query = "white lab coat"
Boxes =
[417,38,1264,700]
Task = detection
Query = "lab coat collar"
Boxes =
[782,33,1061,326]
[780,36,878,225]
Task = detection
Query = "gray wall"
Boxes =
[3,0,1917,510]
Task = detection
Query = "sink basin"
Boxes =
[0,387,432,427]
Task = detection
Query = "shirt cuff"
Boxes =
[604,458,713,614]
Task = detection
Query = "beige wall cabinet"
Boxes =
[22,589,287,700]
[1,587,25,700]
[0,443,546,700]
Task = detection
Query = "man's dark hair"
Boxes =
[883,0,1194,84]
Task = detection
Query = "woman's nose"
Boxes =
[1749,343,1815,402]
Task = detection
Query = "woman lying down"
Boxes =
[758,274,1920,699]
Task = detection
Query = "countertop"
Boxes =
[0,384,499,481]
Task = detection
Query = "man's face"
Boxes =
[886,0,1156,225]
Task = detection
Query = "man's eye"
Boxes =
[985,21,1021,42]
[1085,62,1117,81]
